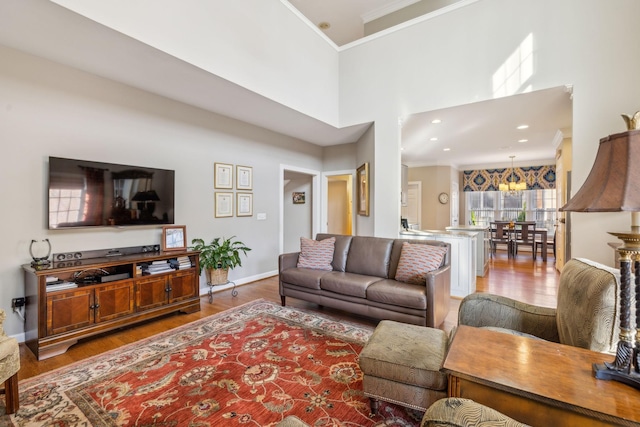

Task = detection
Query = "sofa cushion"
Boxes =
[366,279,427,310]
[395,243,448,285]
[280,267,328,290]
[320,272,382,298]
[389,239,448,279]
[316,233,352,272]
[345,237,394,278]
[297,237,335,271]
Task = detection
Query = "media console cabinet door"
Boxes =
[167,270,198,302]
[47,288,94,335]
[136,276,171,311]
[94,281,135,322]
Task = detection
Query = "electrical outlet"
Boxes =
[11,297,25,309]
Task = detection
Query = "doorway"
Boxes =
[281,166,320,254]
[327,174,353,235]
[402,181,422,229]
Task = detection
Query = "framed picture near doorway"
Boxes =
[357,162,369,216]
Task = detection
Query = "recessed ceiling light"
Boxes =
[518,139,528,143]
[443,148,451,152]
[318,22,330,30]
[430,137,438,141]
[517,124,529,130]
[431,119,442,124]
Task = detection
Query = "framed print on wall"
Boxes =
[214,163,233,189]
[292,192,305,204]
[236,165,253,190]
[215,192,233,217]
[161,225,187,251]
[357,162,370,216]
[237,192,253,217]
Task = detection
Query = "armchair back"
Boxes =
[556,258,622,354]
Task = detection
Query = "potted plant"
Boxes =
[190,236,251,285]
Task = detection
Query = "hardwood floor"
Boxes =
[17,249,559,381]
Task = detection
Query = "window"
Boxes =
[49,174,86,228]
[466,189,556,230]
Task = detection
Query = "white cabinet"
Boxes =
[400,230,477,298]
[446,226,490,277]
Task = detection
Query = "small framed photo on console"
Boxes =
[162,225,187,251]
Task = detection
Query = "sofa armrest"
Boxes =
[425,265,451,328]
[458,293,560,343]
[279,252,299,272]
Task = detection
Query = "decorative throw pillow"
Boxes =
[297,237,336,271]
[395,242,447,285]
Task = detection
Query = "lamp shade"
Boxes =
[132,190,160,202]
[560,129,640,212]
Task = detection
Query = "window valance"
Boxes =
[463,165,556,192]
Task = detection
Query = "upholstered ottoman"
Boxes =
[359,320,448,414]
[275,415,309,427]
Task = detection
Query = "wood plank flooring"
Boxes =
[17,249,559,381]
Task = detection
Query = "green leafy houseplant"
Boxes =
[190,236,251,285]
[517,201,527,222]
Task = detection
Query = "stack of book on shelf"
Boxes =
[172,256,192,270]
[143,260,174,275]
[45,275,78,292]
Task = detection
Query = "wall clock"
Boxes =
[438,192,449,204]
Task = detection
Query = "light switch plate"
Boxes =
[257,213,267,220]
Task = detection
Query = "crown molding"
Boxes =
[361,0,422,24]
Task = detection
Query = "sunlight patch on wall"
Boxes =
[492,33,534,98]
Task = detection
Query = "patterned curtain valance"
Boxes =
[463,165,556,192]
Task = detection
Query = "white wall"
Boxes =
[339,0,640,262]
[0,45,327,337]
[355,124,376,236]
[49,0,341,126]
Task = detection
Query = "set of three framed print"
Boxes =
[214,163,253,218]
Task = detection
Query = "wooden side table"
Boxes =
[443,325,640,426]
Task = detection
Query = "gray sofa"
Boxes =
[278,233,451,327]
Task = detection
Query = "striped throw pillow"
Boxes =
[395,242,447,285]
[297,237,336,271]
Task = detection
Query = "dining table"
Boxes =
[495,224,548,261]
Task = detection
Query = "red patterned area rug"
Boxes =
[8,300,422,426]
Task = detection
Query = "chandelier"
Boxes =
[499,155,527,195]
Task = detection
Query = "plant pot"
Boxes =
[206,267,229,285]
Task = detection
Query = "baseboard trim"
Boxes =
[199,270,278,296]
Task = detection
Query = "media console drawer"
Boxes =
[23,250,201,360]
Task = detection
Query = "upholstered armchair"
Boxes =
[421,398,530,427]
[0,309,19,414]
[458,258,622,354]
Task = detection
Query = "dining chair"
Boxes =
[489,221,511,257]
[514,221,536,260]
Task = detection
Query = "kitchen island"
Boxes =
[400,229,477,298]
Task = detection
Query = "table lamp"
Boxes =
[560,114,640,389]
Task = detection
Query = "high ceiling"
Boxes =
[285,0,423,46]
[401,86,573,169]
[286,0,573,168]
[1,1,572,169]
[285,0,462,47]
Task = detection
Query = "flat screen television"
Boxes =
[48,156,175,229]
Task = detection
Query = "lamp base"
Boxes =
[593,363,640,390]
